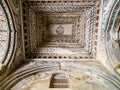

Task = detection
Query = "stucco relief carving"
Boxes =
[8,0,23,65]
[22,1,97,59]
[110,13,120,49]
[56,25,65,35]
[9,0,22,47]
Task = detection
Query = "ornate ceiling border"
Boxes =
[22,0,100,59]
[0,0,16,71]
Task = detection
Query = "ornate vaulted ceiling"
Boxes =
[22,0,100,59]
[2,0,120,90]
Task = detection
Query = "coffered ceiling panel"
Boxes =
[22,0,100,59]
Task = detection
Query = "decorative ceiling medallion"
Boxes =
[56,25,64,35]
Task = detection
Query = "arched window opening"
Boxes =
[49,73,70,88]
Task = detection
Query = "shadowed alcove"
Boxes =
[49,73,70,88]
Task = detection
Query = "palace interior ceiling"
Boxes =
[22,0,100,60]
[2,0,120,90]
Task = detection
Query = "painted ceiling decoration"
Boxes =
[22,0,100,59]
[0,0,16,67]
[0,2,9,63]
[2,0,120,90]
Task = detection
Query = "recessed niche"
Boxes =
[49,73,70,88]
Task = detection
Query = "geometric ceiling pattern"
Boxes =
[22,0,100,59]
[2,1,120,90]
[0,0,15,66]
[0,5,9,62]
